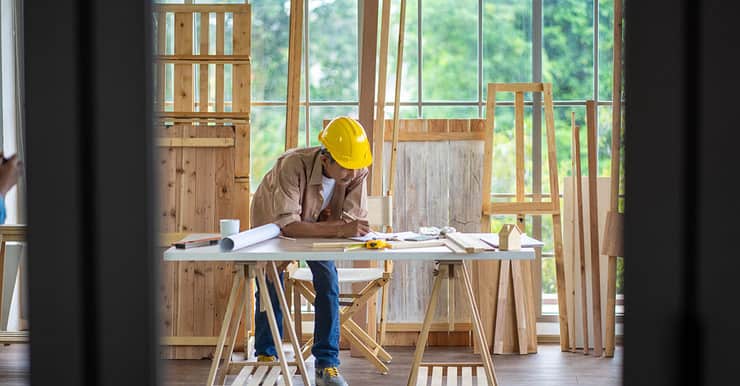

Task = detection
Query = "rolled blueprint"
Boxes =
[220,223,280,252]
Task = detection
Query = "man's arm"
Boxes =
[282,218,370,238]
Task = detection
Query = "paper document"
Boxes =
[220,223,281,251]
[349,231,420,242]
[478,233,545,248]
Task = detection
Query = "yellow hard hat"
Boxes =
[318,116,373,169]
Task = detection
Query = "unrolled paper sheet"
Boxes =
[219,223,281,251]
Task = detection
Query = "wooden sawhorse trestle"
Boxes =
[407,261,499,386]
[207,261,310,386]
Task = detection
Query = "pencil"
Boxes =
[342,210,358,221]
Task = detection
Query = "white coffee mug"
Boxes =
[220,219,240,238]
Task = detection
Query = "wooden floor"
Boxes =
[1,343,622,385]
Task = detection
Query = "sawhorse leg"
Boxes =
[207,266,245,386]
[406,261,499,386]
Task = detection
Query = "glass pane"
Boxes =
[422,0,478,101]
[543,0,594,100]
[598,0,614,101]
[251,0,290,101]
[308,0,359,101]
[309,106,360,147]
[483,0,532,101]
[387,0,419,103]
[251,106,288,191]
[421,105,479,118]
[483,105,534,195]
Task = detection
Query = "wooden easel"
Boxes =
[482,83,569,352]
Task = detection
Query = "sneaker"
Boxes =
[257,354,276,362]
[315,367,348,386]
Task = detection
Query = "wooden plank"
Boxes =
[445,233,491,253]
[215,12,225,112]
[461,367,473,386]
[476,367,488,386]
[234,124,250,179]
[245,366,269,386]
[431,366,444,386]
[446,366,458,386]
[381,130,485,141]
[544,83,569,351]
[586,100,603,356]
[154,4,248,13]
[261,366,283,386]
[359,0,379,188]
[371,0,392,196]
[572,120,589,355]
[156,137,234,147]
[233,8,251,114]
[482,84,497,219]
[492,261,509,354]
[510,261,528,355]
[231,366,253,386]
[177,130,198,360]
[285,0,303,150]
[416,366,429,386]
[199,11,209,113]
[487,202,556,215]
[388,0,407,197]
[488,82,544,93]
[157,54,250,64]
[158,111,249,120]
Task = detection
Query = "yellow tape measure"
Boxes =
[365,239,389,249]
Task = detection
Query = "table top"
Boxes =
[163,233,536,262]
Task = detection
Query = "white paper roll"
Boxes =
[220,223,281,252]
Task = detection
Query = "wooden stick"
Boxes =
[544,84,570,351]
[285,0,303,150]
[406,263,444,386]
[387,0,407,198]
[586,100,603,356]
[266,262,311,386]
[256,269,294,386]
[372,0,392,196]
[605,0,623,358]
[572,116,590,355]
[206,269,244,386]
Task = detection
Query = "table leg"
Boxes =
[207,268,245,386]
[267,261,311,386]
[217,266,249,385]
[256,267,294,386]
[406,263,445,386]
[460,261,499,386]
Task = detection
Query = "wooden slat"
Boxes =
[261,366,283,386]
[199,14,209,112]
[488,82,544,93]
[231,366,253,386]
[461,367,473,386]
[215,12,225,112]
[158,111,249,120]
[543,83,569,351]
[476,367,488,386]
[0,331,29,344]
[382,130,485,142]
[358,0,379,189]
[481,84,497,221]
[431,366,444,386]
[157,138,234,147]
[446,366,458,386]
[245,366,269,386]
[572,118,590,355]
[153,4,248,13]
[284,0,303,150]
[388,0,407,197]
[510,261,528,355]
[158,54,250,64]
[488,202,556,215]
[492,261,509,354]
[275,366,297,386]
[174,13,193,113]
[371,0,392,196]
[586,100,603,356]
[416,366,429,386]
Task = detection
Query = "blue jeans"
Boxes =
[254,260,340,368]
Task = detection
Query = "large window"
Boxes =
[247,0,624,319]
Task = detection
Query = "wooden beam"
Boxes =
[359,0,379,191]
[157,54,251,64]
[388,0,407,198]
[160,336,219,346]
[153,4,248,13]
[371,0,392,196]
[488,83,545,93]
[586,100,603,356]
[156,138,234,148]
[285,0,304,150]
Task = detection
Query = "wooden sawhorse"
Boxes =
[207,261,309,386]
[407,261,499,386]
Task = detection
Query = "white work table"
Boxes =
[166,233,535,386]
[163,233,536,262]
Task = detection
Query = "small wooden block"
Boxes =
[446,233,492,253]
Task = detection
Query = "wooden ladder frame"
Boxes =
[482,82,569,352]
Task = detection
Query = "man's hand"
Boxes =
[338,219,371,237]
[0,154,20,197]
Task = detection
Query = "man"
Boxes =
[0,153,21,224]
[249,116,373,386]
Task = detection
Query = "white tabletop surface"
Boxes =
[163,233,536,262]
